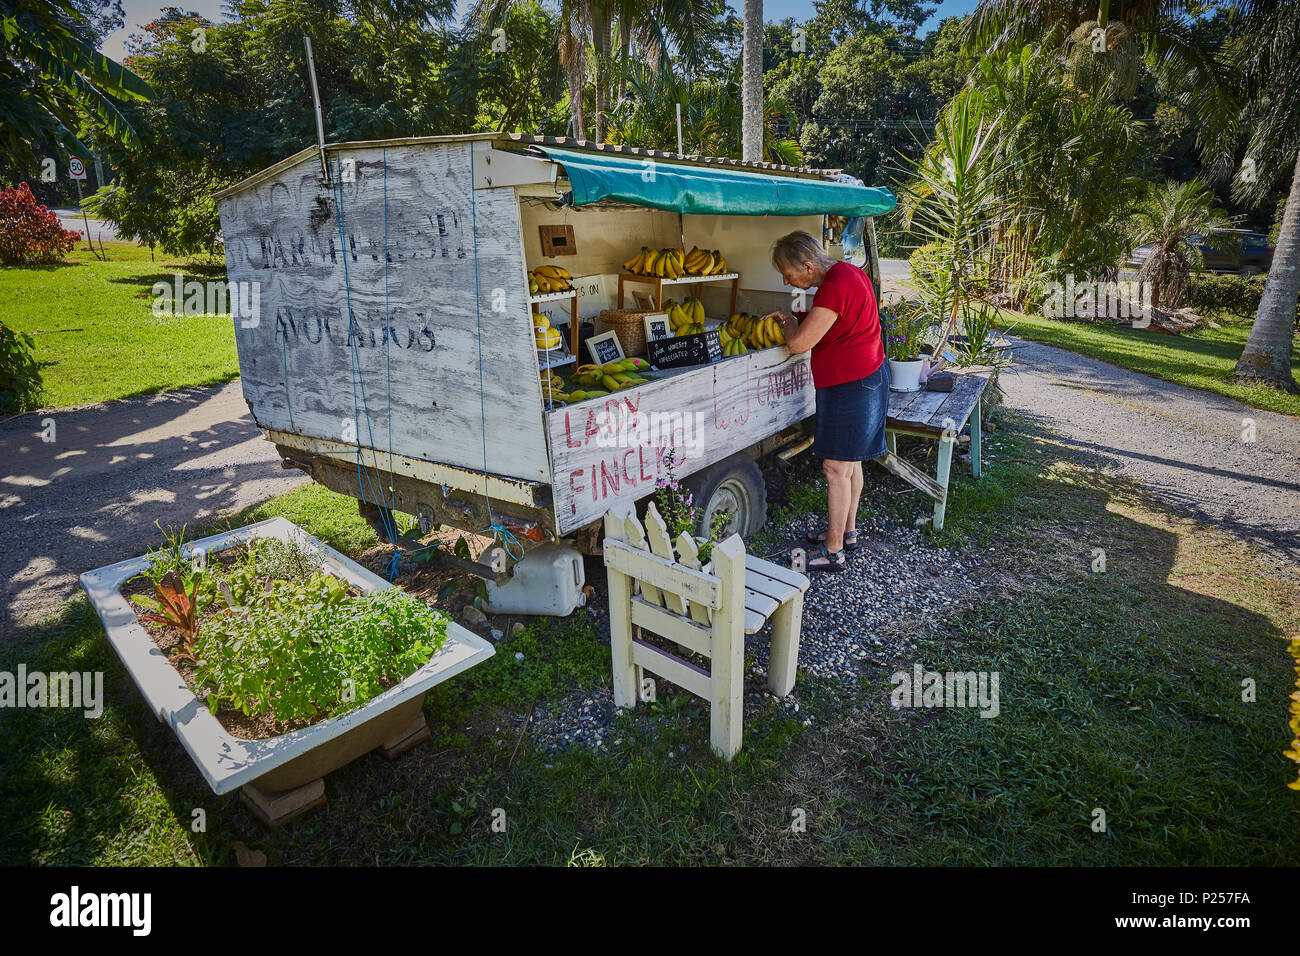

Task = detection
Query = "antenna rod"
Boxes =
[304,36,330,184]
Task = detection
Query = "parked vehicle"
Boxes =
[214,132,895,614]
[1127,229,1273,276]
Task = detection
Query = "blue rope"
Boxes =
[325,144,523,583]
[463,144,525,569]
[330,153,400,568]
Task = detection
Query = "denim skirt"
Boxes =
[812,361,891,462]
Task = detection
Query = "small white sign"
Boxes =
[572,273,608,319]
[586,330,625,365]
[644,313,671,341]
[68,158,87,181]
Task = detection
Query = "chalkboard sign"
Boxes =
[585,330,625,365]
[648,329,723,369]
[644,313,671,342]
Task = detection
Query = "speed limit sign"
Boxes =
[68,158,87,181]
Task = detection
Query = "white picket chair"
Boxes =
[602,501,810,760]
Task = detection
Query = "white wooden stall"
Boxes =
[215,133,889,584]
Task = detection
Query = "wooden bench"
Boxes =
[602,501,810,760]
[881,366,994,532]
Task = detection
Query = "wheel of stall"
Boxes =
[682,451,767,540]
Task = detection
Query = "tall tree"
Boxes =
[0,0,155,168]
[1229,0,1300,391]
[963,1,1237,157]
[741,0,762,161]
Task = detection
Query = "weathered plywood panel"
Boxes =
[217,142,550,482]
[547,348,814,533]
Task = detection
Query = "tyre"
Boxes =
[682,452,767,540]
[1238,265,1262,277]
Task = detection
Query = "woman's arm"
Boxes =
[768,306,838,354]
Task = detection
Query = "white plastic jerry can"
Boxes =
[484,541,587,616]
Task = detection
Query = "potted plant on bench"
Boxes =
[883,303,927,392]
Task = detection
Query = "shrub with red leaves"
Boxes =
[0,183,80,265]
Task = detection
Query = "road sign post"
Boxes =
[68,158,94,253]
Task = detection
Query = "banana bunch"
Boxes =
[534,313,563,349]
[666,296,707,335]
[622,247,690,279]
[539,370,566,394]
[572,359,651,393]
[726,312,786,350]
[531,265,573,294]
[717,326,750,357]
[684,246,729,276]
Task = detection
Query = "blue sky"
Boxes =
[100,1,978,60]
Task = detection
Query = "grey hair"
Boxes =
[771,231,835,273]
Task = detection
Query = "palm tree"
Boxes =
[471,0,706,144]
[1229,0,1300,392]
[1129,179,1232,311]
[741,0,763,161]
[606,56,802,163]
[471,0,589,138]
[898,92,1012,358]
[0,0,155,168]
[963,1,1237,134]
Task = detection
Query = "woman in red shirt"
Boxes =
[764,231,889,571]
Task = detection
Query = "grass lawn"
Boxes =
[2,412,1297,865]
[1006,309,1300,417]
[2,242,238,410]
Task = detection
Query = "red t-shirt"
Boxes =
[802,262,883,388]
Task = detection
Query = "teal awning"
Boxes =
[536,147,896,218]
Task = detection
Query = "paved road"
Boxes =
[999,339,1300,574]
[1,383,305,636]
[52,208,120,244]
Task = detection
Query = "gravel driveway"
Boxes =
[1,382,305,636]
[999,338,1300,574]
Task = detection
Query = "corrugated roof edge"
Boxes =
[505,133,842,180]
[212,130,847,201]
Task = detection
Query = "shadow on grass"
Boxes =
[1,412,1296,864]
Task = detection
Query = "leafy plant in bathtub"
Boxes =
[193,575,449,726]
[132,570,206,662]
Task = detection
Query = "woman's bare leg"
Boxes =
[846,461,863,535]
[822,458,855,553]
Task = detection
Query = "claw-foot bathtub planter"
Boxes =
[80,517,494,825]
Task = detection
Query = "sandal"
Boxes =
[806,528,859,551]
[804,544,847,572]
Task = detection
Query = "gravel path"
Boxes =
[999,338,1300,574]
[1,382,306,636]
[524,457,988,755]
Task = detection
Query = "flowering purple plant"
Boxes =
[881,303,924,362]
[653,449,728,563]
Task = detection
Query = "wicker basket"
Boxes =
[597,308,652,358]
